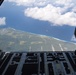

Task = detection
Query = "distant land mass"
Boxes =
[0,28,76,52]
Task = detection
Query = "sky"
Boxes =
[0,0,76,42]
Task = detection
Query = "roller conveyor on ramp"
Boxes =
[0,50,76,75]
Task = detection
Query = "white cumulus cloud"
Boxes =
[0,17,6,26]
[25,4,76,26]
[6,0,76,26]
[6,0,52,6]
[55,0,73,6]
[6,0,35,6]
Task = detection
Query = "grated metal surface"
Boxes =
[0,51,76,75]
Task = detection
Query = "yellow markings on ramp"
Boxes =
[59,44,63,51]
[9,42,14,45]
[8,32,13,36]
[52,45,55,51]
[41,46,43,51]
[20,41,26,45]
[29,46,32,51]
[31,41,43,44]
[12,35,17,38]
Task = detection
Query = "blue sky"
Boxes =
[0,0,76,42]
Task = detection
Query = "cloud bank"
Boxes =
[25,4,76,26]
[0,17,6,26]
[6,0,76,26]
[6,0,52,6]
